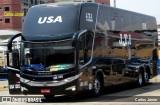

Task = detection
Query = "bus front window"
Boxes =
[22,39,74,70]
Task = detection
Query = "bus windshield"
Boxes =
[21,39,74,68]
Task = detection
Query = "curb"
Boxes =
[150,76,160,83]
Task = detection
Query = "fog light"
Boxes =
[72,87,76,91]
[65,86,76,91]
[21,86,28,91]
[16,74,20,78]
[21,87,23,91]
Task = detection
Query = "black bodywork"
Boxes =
[7,2,158,95]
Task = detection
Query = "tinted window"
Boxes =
[78,32,93,65]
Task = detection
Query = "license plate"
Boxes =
[41,89,51,93]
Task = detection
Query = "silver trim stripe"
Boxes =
[7,67,20,72]
[20,72,82,87]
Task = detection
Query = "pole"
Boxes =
[114,0,116,7]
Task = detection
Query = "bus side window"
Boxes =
[78,32,93,65]
[78,34,86,64]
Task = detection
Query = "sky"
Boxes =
[110,0,160,25]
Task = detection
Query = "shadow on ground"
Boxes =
[39,82,159,103]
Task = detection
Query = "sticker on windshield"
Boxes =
[50,64,74,71]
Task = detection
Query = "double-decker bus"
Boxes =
[7,2,158,99]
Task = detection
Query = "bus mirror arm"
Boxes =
[72,29,88,47]
[7,33,22,52]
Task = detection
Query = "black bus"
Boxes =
[7,2,158,98]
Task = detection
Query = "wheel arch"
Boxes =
[139,66,145,74]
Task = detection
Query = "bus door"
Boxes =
[7,49,21,94]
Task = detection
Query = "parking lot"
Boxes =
[0,76,160,105]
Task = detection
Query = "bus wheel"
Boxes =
[137,72,143,86]
[144,71,149,85]
[44,95,55,100]
[93,76,102,96]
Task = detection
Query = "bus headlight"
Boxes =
[64,72,82,83]
[20,77,30,83]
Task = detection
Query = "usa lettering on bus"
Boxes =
[119,34,131,46]
[38,16,62,24]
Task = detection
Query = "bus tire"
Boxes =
[93,75,102,96]
[144,71,149,85]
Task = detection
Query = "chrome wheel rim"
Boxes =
[144,72,148,83]
[94,78,100,94]
[138,73,143,85]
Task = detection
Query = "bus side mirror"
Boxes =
[72,33,78,47]
[72,29,88,47]
[7,33,22,52]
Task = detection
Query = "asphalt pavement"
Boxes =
[0,76,160,105]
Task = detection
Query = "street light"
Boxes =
[114,0,116,7]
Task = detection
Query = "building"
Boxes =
[95,0,110,5]
[0,0,55,31]
[21,0,55,22]
[55,0,110,5]
[0,0,22,31]
[21,0,55,17]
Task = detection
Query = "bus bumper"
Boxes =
[21,79,78,95]
[20,73,83,95]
